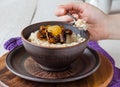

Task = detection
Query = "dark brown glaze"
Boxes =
[37,25,73,44]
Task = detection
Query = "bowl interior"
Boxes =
[21,21,89,44]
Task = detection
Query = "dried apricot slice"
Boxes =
[47,25,62,36]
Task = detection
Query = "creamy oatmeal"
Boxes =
[28,25,86,47]
[74,19,88,30]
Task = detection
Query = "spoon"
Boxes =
[67,13,77,24]
[67,13,85,37]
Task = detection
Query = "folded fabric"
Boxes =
[88,41,120,87]
[4,37,22,51]
[4,37,120,87]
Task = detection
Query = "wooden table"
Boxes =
[0,52,113,87]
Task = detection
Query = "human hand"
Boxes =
[55,2,109,40]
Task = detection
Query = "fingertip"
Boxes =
[57,15,73,22]
[55,7,66,16]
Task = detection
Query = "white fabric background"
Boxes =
[31,0,82,23]
[0,0,38,55]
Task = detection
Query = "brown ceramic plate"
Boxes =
[5,45,100,83]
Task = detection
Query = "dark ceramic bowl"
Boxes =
[21,21,90,71]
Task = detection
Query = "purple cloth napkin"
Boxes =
[4,37,120,87]
[4,37,22,51]
[88,41,120,87]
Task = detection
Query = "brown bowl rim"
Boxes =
[21,21,90,49]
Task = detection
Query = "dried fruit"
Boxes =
[47,25,62,36]
[37,25,73,44]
